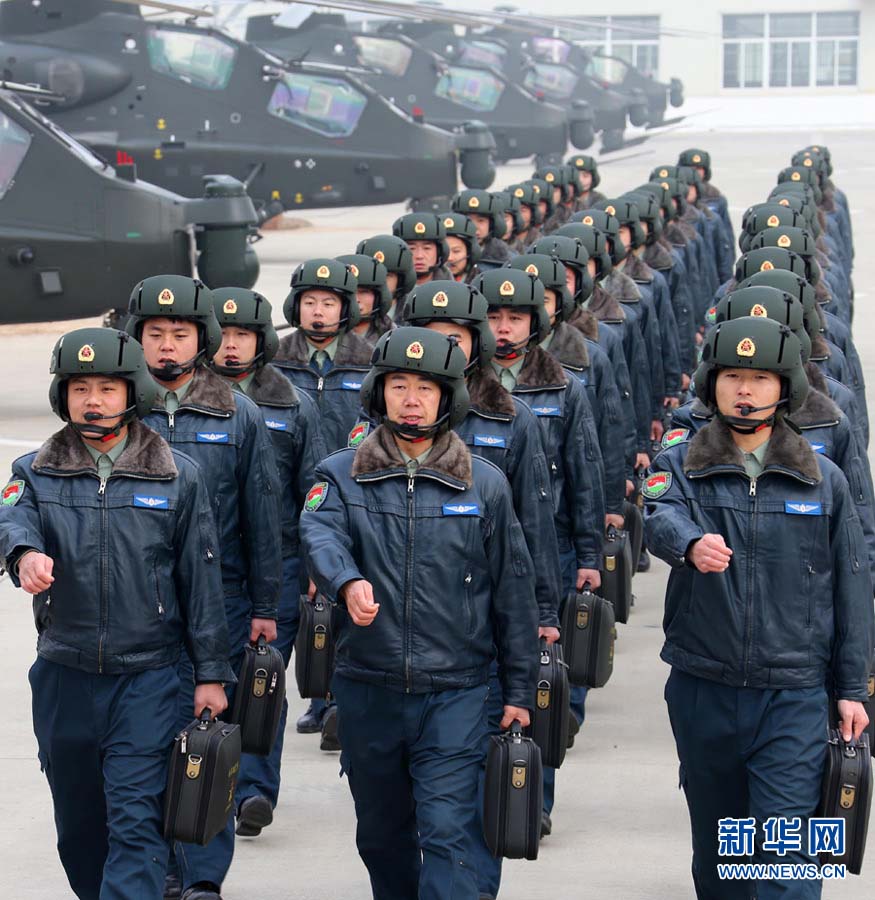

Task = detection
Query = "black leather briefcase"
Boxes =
[599,525,632,624]
[560,589,615,689]
[229,636,285,756]
[624,498,644,573]
[524,640,570,769]
[294,594,339,699]
[164,709,241,846]
[817,729,872,875]
[482,722,543,860]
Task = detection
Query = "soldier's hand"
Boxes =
[635,452,651,471]
[341,579,380,626]
[538,626,560,645]
[501,705,531,730]
[577,568,601,591]
[665,396,680,410]
[250,618,277,643]
[194,683,228,719]
[18,551,54,594]
[651,419,664,442]
[605,513,625,529]
[681,374,691,391]
[625,479,635,497]
[689,534,732,573]
[837,699,870,742]
[307,579,317,600]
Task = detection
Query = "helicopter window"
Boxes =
[352,36,412,77]
[0,112,31,200]
[267,73,367,137]
[458,41,506,69]
[146,28,237,90]
[434,66,504,112]
[531,37,571,65]
[524,64,578,100]
[586,55,628,87]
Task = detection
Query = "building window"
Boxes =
[722,12,859,89]
[572,16,661,79]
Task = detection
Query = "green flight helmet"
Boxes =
[526,178,556,220]
[748,227,821,286]
[568,208,626,265]
[737,269,819,340]
[531,165,570,204]
[595,198,646,250]
[623,191,664,244]
[355,234,417,300]
[392,213,450,269]
[451,189,506,240]
[802,145,832,177]
[561,164,581,199]
[649,164,682,183]
[566,153,600,189]
[741,203,805,251]
[211,288,279,377]
[49,327,160,439]
[360,326,470,439]
[505,182,544,226]
[717,286,811,363]
[336,254,392,319]
[734,248,809,285]
[507,253,575,324]
[530,234,593,304]
[777,167,822,204]
[678,148,712,182]
[491,191,526,237]
[636,181,675,222]
[472,267,551,355]
[439,213,483,265]
[402,279,495,372]
[283,258,360,338]
[694,317,808,424]
[125,274,222,376]
[555,222,613,280]
[656,177,688,215]
[791,151,828,188]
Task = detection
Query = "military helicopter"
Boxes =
[244,10,592,161]
[0,80,258,325]
[0,0,495,215]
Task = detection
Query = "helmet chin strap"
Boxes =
[212,353,262,378]
[384,411,450,443]
[71,407,135,442]
[715,399,788,434]
[148,351,203,383]
[494,338,531,360]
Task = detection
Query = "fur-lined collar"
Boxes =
[517,345,569,388]
[805,361,829,395]
[604,270,642,303]
[643,241,675,271]
[622,254,655,284]
[683,418,821,483]
[248,364,299,408]
[274,328,374,368]
[351,424,472,488]
[162,366,236,415]
[815,280,831,304]
[792,384,841,428]
[547,322,590,369]
[665,221,696,245]
[588,283,626,322]
[810,332,832,361]
[700,182,722,200]
[820,188,836,214]
[467,368,516,418]
[567,307,600,341]
[33,420,177,479]
[362,312,394,343]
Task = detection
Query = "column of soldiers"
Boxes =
[0,143,870,900]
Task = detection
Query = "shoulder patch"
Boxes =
[1,479,24,506]
[784,501,823,516]
[642,471,672,499]
[442,503,480,516]
[348,421,370,448]
[661,428,690,449]
[304,482,329,512]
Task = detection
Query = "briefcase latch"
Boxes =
[537,679,551,710]
[253,667,268,698]
[511,764,526,790]
[186,754,203,780]
[314,624,327,651]
[576,607,589,629]
[841,784,856,809]
[605,554,616,572]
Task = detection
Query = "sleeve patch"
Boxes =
[348,421,370,448]
[1,480,24,506]
[661,428,690,449]
[304,481,329,512]
[642,472,672,499]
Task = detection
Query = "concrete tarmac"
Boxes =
[0,127,872,899]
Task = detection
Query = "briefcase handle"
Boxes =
[509,720,523,739]
[251,634,269,655]
[606,524,618,540]
[197,707,214,728]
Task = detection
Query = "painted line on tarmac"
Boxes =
[0,438,42,449]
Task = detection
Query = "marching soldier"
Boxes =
[300,327,538,900]
[336,253,395,344]
[646,316,873,899]
[451,189,513,267]
[441,212,483,284]
[567,154,606,210]
[0,328,232,900]
[355,234,417,320]
[392,212,454,284]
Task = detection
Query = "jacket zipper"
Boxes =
[404,473,415,693]
[743,474,758,686]
[98,473,108,673]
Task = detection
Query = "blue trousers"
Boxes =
[236,556,301,809]
[29,657,179,900]
[333,673,488,900]
[665,668,828,900]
